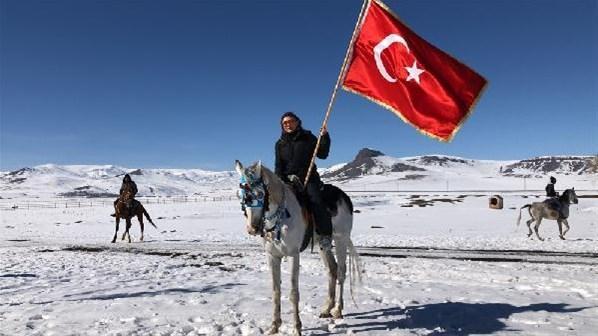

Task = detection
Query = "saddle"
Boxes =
[287,177,342,252]
[286,177,314,252]
[542,197,567,218]
[543,197,561,211]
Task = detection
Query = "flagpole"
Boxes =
[303,0,371,187]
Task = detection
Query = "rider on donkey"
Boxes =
[110,174,138,217]
[275,112,333,251]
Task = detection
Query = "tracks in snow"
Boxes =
[357,246,598,266]
[22,241,598,266]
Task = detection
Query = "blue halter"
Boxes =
[238,175,266,209]
[237,172,289,240]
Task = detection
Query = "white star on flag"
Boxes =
[405,60,425,84]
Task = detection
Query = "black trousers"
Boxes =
[305,181,332,236]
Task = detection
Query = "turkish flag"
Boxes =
[342,0,487,141]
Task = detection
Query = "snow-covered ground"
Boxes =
[1,192,597,335]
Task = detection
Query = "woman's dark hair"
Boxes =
[280,111,302,129]
[550,176,556,183]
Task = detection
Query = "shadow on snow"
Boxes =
[337,302,591,335]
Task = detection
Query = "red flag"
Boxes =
[342,0,487,142]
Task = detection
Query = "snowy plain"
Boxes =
[1,188,597,335]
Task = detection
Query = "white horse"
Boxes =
[516,188,579,241]
[235,160,361,336]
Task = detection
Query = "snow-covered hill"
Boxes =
[1,151,596,198]
[321,149,596,191]
[0,164,237,198]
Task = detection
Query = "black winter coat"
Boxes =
[275,128,330,184]
[545,183,556,197]
[120,180,138,197]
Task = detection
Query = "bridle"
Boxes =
[237,171,289,238]
[238,173,269,233]
[560,189,578,205]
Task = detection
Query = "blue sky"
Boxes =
[1,0,596,172]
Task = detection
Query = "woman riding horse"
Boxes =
[236,160,361,335]
[275,112,332,251]
[111,174,138,217]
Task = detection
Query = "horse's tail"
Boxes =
[347,237,362,307]
[142,206,158,229]
[517,204,531,227]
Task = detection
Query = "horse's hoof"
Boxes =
[331,307,343,319]
[559,235,566,240]
[266,326,279,335]
[319,312,332,318]
[111,240,115,243]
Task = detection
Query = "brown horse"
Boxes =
[112,191,157,243]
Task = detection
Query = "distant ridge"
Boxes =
[321,149,595,181]
[321,148,424,181]
[1,151,596,197]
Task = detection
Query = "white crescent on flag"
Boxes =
[373,33,410,83]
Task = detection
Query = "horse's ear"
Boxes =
[234,160,244,177]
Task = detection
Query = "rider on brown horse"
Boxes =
[111,174,138,217]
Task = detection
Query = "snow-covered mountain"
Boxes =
[1,151,596,198]
[0,164,237,198]
[321,148,596,191]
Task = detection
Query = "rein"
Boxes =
[238,174,289,239]
[263,187,289,234]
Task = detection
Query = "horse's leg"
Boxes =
[137,212,145,242]
[290,253,302,336]
[533,218,544,241]
[526,218,534,237]
[121,214,127,241]
[318,247,338,318]
[561,219,570,238]
[557,219,565,240]
[122,218,132,243]
[331,237,347,319]
[112,217,120,243]
[267,253,282,335]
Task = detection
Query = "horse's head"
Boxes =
[563,188,579,204]
[235,160,268,236]
[120,190,134,202]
